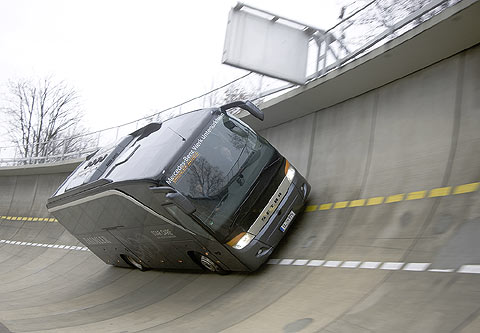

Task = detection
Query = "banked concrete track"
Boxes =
[1,2,480,332]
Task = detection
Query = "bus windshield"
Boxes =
[165,113,276,242]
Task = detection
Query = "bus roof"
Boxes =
[53,108,215,197]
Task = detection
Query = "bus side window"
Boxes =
[164,205,214,240]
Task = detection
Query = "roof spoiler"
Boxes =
[219,100,264,121]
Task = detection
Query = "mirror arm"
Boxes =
[220,101,245,112]
[219,100,264,121]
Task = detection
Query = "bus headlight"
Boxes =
[285,162,296,183]
[227,232,255,250]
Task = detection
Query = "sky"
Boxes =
[0,0,344,141]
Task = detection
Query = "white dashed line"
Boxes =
[292,259,309,266]
[323,260,342,268]
[360,261,382,269]
[2,237,479,275]
[279,259,295,265]
[306,260,325,267]
[380,262,404,270]
[341,261,361,268]
[0,239,89,252]
[266,258,480,275]
[267,259,280,265]
[428,268,455,273]
[457,265,480,274]
[403,263,430,271]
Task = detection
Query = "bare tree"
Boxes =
[205,81,263,116]
[1,77,93,162]
[336,0,459,51]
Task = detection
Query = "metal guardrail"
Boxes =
[0,0,461,167]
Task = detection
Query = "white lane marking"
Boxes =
[268,258,480,275]
[458,265,480,274]
[0,239,88,252]
[380,262,404,270]
[403,263,430,271]
[279,259,295,265]
[341,261,361,268]
[267,259,280,264]
[323,260,342,268]
[1,237,479,275]
[428,269,454,273]
[292,259,309,266]
[307,260,325,267]
[360,261,382,269]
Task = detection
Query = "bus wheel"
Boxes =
[199,254,228,275]
[122,254,148,271]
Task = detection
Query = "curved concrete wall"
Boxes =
[0,160,81,218]
[0,13,479,333]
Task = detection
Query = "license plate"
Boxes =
[280,211,296,232]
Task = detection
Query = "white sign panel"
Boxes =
[222,9,309,85]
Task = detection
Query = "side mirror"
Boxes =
[166,192,196,215]
[220,100,264,121]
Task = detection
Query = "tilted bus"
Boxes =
[47,101,310,273]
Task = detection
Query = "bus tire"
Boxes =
[196,253,228,275]
[122,254,148,271]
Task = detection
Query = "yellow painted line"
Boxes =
[429,186,451,197]
[0,216,57,222]
[349,199,365,207]
[407,190,426,200]
[319,203,333,210]
[304,205,318,212]
[334,201,349,209]
[385,194,404,203]
[367,197,384,206]
[453,182,479,195]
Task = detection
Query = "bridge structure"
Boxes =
[0,1,479,331]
